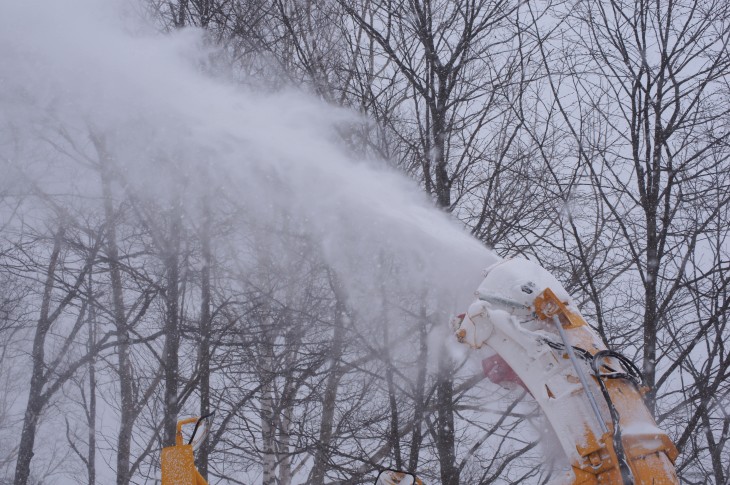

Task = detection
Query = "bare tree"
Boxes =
[530,0,730,480]
[11,217,106,485]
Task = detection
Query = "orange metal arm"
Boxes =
[175,417,199,446]
[534,288,679,485]
[162,417,209,485]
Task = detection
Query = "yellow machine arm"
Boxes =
[454,258,679,485]
[161,417,209,485]
[533,288,678,484]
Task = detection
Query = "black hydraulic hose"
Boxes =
[544,340,638,485]
[592,350,643,387]
[188,411,215,445]
[543,339,644,484]
[591,350,638,485]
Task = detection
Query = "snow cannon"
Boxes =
[161,414,213,485]
[454,259,679,485]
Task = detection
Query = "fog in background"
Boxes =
[1,0,729,483]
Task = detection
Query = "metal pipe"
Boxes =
[552,315,609,434]
[476,292,529,310]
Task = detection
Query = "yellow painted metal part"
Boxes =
[534,288,679,485]
[161,418,209,485]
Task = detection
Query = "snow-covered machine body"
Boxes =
[454,259,679,484]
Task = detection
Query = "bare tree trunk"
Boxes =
[309,284,346,485]
[197,195,212,479]
[431,104,458,482]
[174,0,188,28]
[431,104,451,209]
[408,307,428,472]
[105,193,133,485]
[87,280,97,485]
[261,321,277,485]
[385,351,402,469]
[13,227,65,485]
[435,352,458,485]
[276,326,301,485]
[383,298,402,469]
[278,397,294,485]
[163,202,182,446]
[91,135,135,485]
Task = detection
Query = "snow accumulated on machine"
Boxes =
[453,258,679,485]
